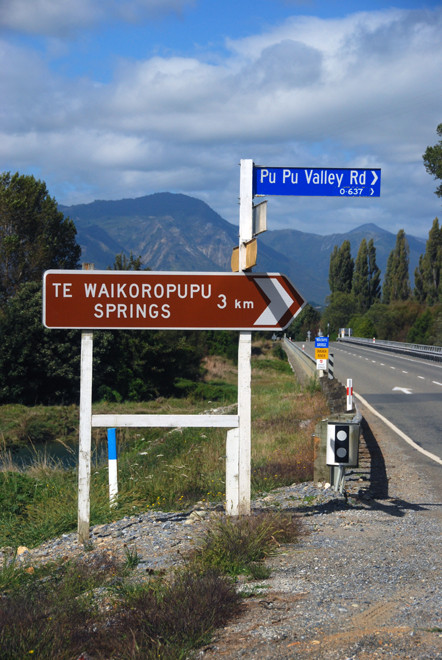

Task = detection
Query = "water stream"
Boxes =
[1,440,108,470]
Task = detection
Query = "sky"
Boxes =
[1,0,441,239]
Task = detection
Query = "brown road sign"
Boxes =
[43,270,305,331]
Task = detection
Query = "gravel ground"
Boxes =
[198,403,442,659]
[3,402,441,659]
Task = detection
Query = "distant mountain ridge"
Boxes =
[60,193,426,305]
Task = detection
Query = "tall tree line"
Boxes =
[328,237,382,308]
[414,218,441,305]
[382,229,411,303]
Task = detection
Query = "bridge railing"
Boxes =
[337,336,442,362]
[283,337,316,379]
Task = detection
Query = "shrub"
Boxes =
[191,511,304,577]
[0,553,241,660]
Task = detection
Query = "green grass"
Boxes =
[190,511,304,578]
[0,340,321,658]
[0,340,328,549]
[0,404,78,448]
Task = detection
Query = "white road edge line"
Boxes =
[354,392,442,466]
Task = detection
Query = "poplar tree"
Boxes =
[367,238,381,306]
[328,245,339,293]
[414,254,426,303]
[352,238,370,312]
[328,240,354,294]
[382,229,411,302]
[382,252,394,304]
[414,218,441,304]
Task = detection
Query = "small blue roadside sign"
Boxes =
[315,337,329,349]
[253,167,381,197]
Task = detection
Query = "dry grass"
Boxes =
[202,355,238,383]
[249,342,328,490]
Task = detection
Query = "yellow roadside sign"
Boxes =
[315,347,329,359]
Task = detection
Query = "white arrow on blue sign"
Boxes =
[253,167,381,197]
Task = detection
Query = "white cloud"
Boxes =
[0,0,99,35]
[0,6,441,236]
[93,8,441,153]
[115,0,196,23]
[0,0,195,35]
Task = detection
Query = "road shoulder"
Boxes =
[198,404,442,659]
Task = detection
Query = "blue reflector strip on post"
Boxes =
[107,428,117,460]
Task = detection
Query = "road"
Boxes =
[291,340,442,464]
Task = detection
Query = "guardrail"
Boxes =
[283,337,315,380]
[338,336,442,362]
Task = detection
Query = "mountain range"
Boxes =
[60,192,427,305]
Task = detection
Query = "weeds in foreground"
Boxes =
[191,511,304,578]
[0,512,303,659]
[124,546,140,569]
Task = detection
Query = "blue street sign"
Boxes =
[315,337,329,348]
[253,167,381,197]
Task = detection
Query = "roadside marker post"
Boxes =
[107,428,118,506]
[347,379,353,411]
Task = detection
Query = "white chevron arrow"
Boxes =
[393,386,412,395]
[253,277,295,326]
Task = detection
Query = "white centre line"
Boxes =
[418,376,425,380]
[432,381,442,387]
[402,370,408,374]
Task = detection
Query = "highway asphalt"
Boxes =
[291,340,442,467]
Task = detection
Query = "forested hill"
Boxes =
[60,193,426,305]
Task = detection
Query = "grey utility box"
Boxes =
[326,421,360,467]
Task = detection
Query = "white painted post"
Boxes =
[107,428,118,506]
[78,329,93,543]
[225,428,239,515]
[237,158,254,516]
[78,263,94,544]
[346,378,353,411]
[238,332,252,514]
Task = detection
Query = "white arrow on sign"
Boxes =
[253,277,297,326]
[393,386,412,395]
[371,171,379,186]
